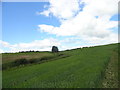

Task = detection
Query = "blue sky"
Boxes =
[1,0,118,53]
[3,2,60,44]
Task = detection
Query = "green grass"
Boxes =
[2,51,55,70]
[2,52,53,64]
[101,44,119,88]
[2,52,69,70]
[2,43,118,88]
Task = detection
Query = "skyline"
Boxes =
[1,0,119,53]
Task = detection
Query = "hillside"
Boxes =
[2,43,119,88]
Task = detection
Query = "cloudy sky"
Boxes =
[1,0,119,53]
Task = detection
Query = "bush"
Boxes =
[2,63,13,70]
[58,54,64,56]
[13,58,29,66]
[40,56,54,61]
[29,59,40,64]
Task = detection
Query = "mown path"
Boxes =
[102,50,118,88]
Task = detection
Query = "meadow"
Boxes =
[2,43,119,88]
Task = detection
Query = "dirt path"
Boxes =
[102,50,118,88]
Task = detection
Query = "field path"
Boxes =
[102,50,118,88]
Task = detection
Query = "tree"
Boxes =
[52,46,59,53]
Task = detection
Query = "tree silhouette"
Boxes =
[52,46,59,53]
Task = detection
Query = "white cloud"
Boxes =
[82,0,118,17]
[1,38,86,53]
[0,40,11,47]
[2,0,119,53]
[38,0,118,44]
[0,49,3,53]
[39,10,50,17]
[40,0,119,19]
[0,38,61,53]
[0,34,118,53]
[40,0,80,19]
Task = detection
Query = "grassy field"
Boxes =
[2,52,53,64]
[2,43,119,88]
[2,51,57,70]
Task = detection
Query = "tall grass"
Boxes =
[2,43,118,88]
[2,53,69,70]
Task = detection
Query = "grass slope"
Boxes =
[102,50,118,88]
[2,52,53,64]
[2,43,118,88]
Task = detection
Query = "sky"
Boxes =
[0,0,119,53]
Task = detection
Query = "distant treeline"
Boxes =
[19,50,51,53]
[3,46,94,54]
[64,46,94,51]
[2,51,50,54]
